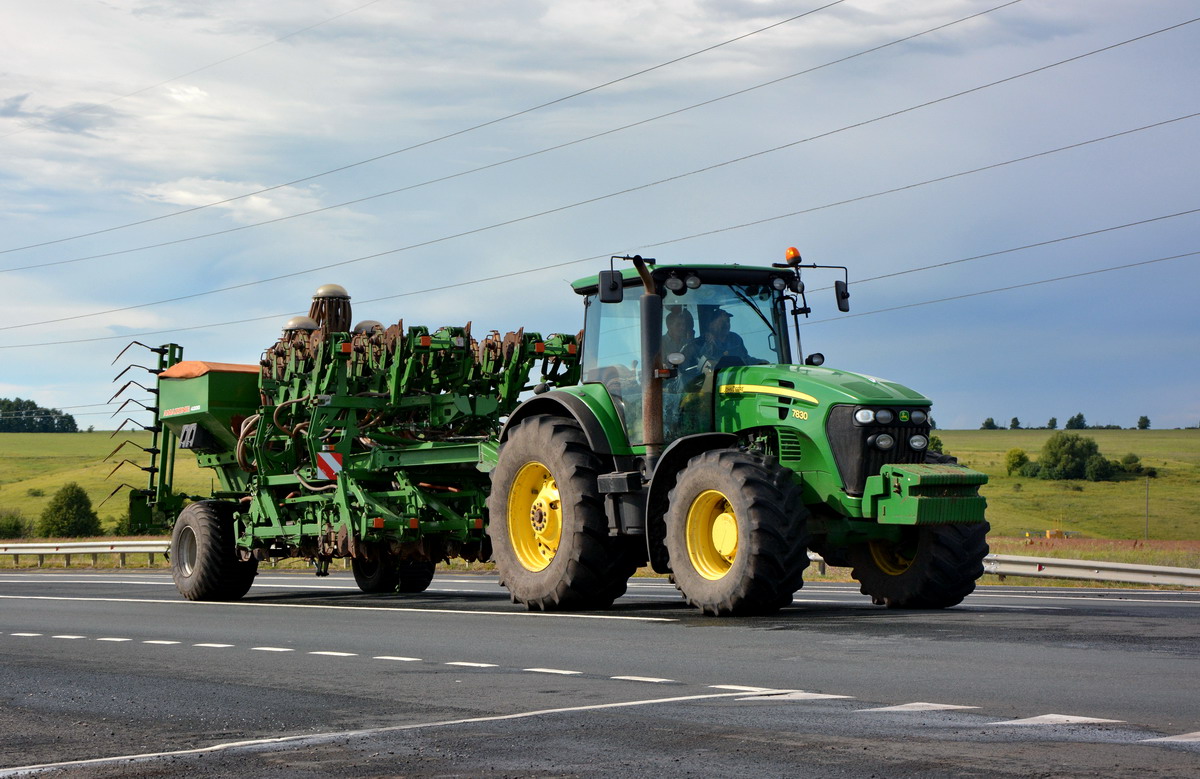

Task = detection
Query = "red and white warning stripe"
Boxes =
[315,451,343,480]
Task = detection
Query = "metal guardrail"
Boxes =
[1,540,168,567]
[2,542,1198,587]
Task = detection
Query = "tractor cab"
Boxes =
[572,260,817,446]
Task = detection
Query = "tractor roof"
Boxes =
[571,263,791,296]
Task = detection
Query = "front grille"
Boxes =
[825,405,930,496]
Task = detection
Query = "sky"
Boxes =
[1,0,1197,431]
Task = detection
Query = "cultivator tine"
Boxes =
[112,363,162,382]
[107,459,158,479]
[108,379,158,403]
[111,340,168,365]
[104,439,160,461]
[110,418,160,437]
[99,483,141,508]
[111,397,155,417]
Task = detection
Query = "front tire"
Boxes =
[352,554,400,593]
[665,450,809,616]
[848,522,990,609]
[171,501,258,601]
[488,415,637,611]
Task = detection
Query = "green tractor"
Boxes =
[137,249,988,615]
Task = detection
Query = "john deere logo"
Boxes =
[899,410,910,422]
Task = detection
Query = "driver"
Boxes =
[693,307,749,364]
[662,307,696,360]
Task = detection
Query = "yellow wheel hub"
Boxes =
[868,539,916,576]
[507,462,562,572]
[686,490,738,580]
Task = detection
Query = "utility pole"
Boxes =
[1145,475,1150,540]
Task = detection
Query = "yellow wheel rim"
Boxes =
[686,490,738,581]
[507,461,562,572]
[868,539,915,576]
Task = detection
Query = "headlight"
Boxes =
[854,409,876,424]
[909,435,929,450]
[874,408,895,425]
[910,410,928,425]
[684,274,701,289]
[665,275,684,292]
[869,433,895,450]
[771,277,787,291]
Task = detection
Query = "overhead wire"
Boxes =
[1,0,393,140]
[3,202,1195,350]
[0,0,848,255]
[0,0,1029,276]
[4,107,1195,333]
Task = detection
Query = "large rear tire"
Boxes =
[848,522,990,609]
[352,555,400,593]
[397,559,437,593]
[665,450,809,616]
[488,415,637,611]
[171,501,258,601]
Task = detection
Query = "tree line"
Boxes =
[0,398,78,433]
[980,413,1151,431]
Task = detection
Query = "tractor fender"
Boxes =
[643,432,738,573]
[500,391,618,457]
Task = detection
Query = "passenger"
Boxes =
[693,308,750,364]
[662,308,696,360]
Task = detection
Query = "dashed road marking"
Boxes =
[709,685,776,692]
[51,635,85,639]
[612,676,675,683]
[737,691,847,701]
[859,702,979,712]
[194,643,233,648]
[310,651,357,657]
[446,661,497,668]
[143,640,180,645]
[251,647,294,653]
[374,655,421,662]
[992,714,1125,725]
[524,668,581,676]
[11,633,43,637]
[96,637,132,642]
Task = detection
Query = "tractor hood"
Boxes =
[715,364,931,410]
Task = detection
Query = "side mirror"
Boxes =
[834,280,850,312]
[598,270,624,303]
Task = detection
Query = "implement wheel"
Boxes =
[665,449,809,616]
[171,501,258,601]
[397,559,437,593]
[352,554,400,593]
[848,522,990,609]
[488,415,637,611]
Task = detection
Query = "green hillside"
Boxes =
[1,428,1197,541]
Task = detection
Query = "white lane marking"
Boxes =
[51,635,85,639]
[524,668,581,676]
[0,594,676,622]
[96,637,132,642]
[309,651,357,657]
[991,714,1125,725]
[374,655,421,662]
[445,661,497,668]
[10,632,43,637]
[969,593,1200,606]
[612,676,674,683]
[708,685,777,692]
[858,702,979,712]
[250,647,294,653]
[0,690,764,774]
[143,640,180,645]
[737,691,850,701]
[194,643,233,648]
[1142,731,1200,742]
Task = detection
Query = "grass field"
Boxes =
[1,429,1197,573]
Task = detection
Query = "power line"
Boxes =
[3,201,1194,350]
[0,0,1029,276]
[799,250,1199,325]
[5,106,1194,334]
[0,1,847,255]
[1,0,392,140]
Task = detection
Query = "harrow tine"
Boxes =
[107,459,157,480]
[110,418,160,437]
[113,364,161,382]
[110,397,154,418]
[111,340,167,365]
[105,439,160,461]
[99,483,140,507]
[108,379,157,403]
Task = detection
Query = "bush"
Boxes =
[1019,461,1042,478]
[1084,454,1116,482]
[35,482,102,538]
[929,434,944,454]
[26,488,45,498]
[980,417,1000,430]
[1005,448,1029,476]
[1119,453,1143,474]
[0,509,29,539]
[1037,431,1100,480]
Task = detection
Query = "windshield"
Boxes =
[582,282,791,443]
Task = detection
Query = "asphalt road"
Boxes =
[2,570,1198,777]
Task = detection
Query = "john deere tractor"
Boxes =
[138,248,988,615]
